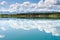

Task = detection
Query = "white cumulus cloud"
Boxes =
[0,0,60,13]
[8,0,60,13]
[44,0,57,5]
[0,1,7,5]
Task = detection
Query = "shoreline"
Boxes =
[0,12,60,19]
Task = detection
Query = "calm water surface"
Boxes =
[0,18,60,40]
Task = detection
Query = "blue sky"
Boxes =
[0,0,40,4]
[0,0,60,13]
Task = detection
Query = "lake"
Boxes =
[0,18,60,40]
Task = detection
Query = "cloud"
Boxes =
[0,1,8,12]
[0,35,5,38]
[44,0,57,5]
[0,19,60,36]
[0,8,9,12]
[37,0,57,8]
[0,0,60,13]
[9,2,37,13]
[8,0,60,13]
[0,1,7,5]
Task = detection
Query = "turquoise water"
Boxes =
[0,18,60,40]
[1,29,60,40]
